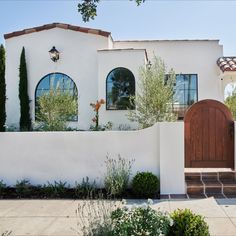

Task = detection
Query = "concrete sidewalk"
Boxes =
[0,198,236,236]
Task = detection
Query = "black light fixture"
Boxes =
[49,46,60,62]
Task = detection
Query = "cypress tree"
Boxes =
[0,44,6,132]
[19,47,32,131]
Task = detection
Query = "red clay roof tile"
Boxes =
[4,23,111,39]
[217,57,236,72]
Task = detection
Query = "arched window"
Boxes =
[106,67,135,110]
[35,73,78,121]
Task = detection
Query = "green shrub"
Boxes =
[104,154,134,197]
[0,180,6,197]
[15,179,32,198]
[42,181,69,198]
[132,172,159,198]
[75,177,96,199]
[111,200,172,236]
[169,209,210,236]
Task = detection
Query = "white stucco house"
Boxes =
[4,23,236,130]
[2,23,236,195]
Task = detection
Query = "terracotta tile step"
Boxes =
[202,172,219,181]
[186,180,203,187]
[223,186,236,194]
[203,180,221,186]
[219,172,236,181]
[187,186,204,195]
[205,186,222,194]
[185,172,201,181]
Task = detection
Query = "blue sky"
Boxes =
[0,0,236,55]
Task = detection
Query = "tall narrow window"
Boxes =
[106,67,135,110]
[173,74,198,118]
[35,73,78,121]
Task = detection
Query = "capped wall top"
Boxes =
[4,23,111,39]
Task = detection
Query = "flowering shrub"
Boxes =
[111,199,173,236]
[90,99,107,131]
[104,154,134,196]
[75,199,122,236]
[74,199,210,236]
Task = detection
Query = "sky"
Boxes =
[0,0,236,55]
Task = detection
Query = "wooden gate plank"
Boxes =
[184,99,234,169]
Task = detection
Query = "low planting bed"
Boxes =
[0,180,160,199]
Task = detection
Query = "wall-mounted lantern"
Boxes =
[49,46,60,62]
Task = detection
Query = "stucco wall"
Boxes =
[98,49,146,129]
[0,123,186,194]
[114,40,224,102]
[0,125,159,187]
[5,27,224,130]
[5,28,110,130]
[159,122,185,194]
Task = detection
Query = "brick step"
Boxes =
[185,171,236,196]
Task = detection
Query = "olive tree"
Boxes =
[36,87,78,131]
[128,57,177,128]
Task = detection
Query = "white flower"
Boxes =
[169,218,174,226]
[147,198,154,205]
[121,199,127,205]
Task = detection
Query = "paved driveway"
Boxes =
[0,198,236,236]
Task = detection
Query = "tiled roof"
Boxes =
[217,57,236,72]
[4,23,111,39]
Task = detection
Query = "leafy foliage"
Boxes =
[19,47,32,131]
[42,181,69,198]
[0,44,6,132]
[78,0,145,22]
[75,177,96,199]
[225,87,236,120]
[132,172,159,198]
[169,209,210,236]
[104,154,134,196]
[128,56,177,128]
[36,86,77,131]
[111,201,172,236]
[0,180,6,196]
[15,179,32,198]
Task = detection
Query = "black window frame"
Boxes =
[106,67,136,111]
[172,73,198,119]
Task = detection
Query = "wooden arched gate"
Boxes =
[184,99,234,168]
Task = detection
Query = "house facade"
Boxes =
[4,23,235,130]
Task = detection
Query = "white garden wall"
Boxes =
[159,122,185,194]
[0,123,186,194]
